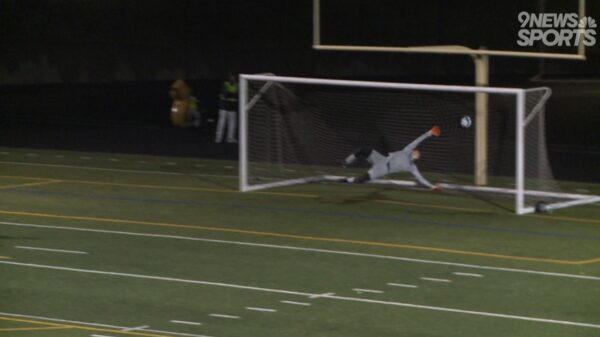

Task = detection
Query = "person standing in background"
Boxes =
[169,79,201,128]
[214,72,238,143]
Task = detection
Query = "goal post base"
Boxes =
[242,174,600,215]
[240,176,327,192]
[543,196,600,213]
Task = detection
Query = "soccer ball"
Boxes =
[461,116,472,128]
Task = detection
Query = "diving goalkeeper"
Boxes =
[341,126,442,191]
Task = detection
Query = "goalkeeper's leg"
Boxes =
[342,147,385,166]
[347,172,371,183]
[347,162,388,183]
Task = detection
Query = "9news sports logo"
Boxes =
[517,12,597,47]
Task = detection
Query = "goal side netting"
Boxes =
[239,74,600,214]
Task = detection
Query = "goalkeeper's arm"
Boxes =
[410,165,438,190]
[403,126,441,152]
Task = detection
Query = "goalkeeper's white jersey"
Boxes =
[387,150,414,173]
[367,130,435,189]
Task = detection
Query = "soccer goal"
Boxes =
[239,74,600,214]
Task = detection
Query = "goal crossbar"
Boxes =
[242,74,523,95]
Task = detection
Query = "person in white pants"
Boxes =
[215,73,238,143]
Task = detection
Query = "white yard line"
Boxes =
[387,283,418,288]
[2,220,600,282]
[170,320,203,326]
[0,312,212,337]
[245,307,277,313]
[309,292,335,299]
[453,272,484,278]
[209,314,240,320]
[352,288,383,294]
[91,334,116,337]
[421,277,452,283]
[15,246,88,255]
[0,161,237,179]
[2,261,600,329]
[121,325,149,332]
[280,300,311,306]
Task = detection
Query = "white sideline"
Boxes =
[1,261,600,329]
[0,261,312,296]
[15,246,88,255]
[325,294,600,329]
[0,312,212,337]
[1,221,600,282]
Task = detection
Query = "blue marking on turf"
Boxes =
[5,188,600,242]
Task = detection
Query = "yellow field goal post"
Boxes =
[312,0,587,188]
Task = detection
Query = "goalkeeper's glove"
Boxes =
[431,125,441,137]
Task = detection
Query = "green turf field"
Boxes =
[1,147,599,337]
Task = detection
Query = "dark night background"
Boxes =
[0,0,598,180]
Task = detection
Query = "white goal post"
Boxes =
[239,74,600,215]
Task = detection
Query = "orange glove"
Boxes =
[433,184,443,192]
[431,125,441,137]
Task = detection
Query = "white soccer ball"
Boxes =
[461,116,472,128]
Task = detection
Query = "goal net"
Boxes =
[239,74,600,214]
